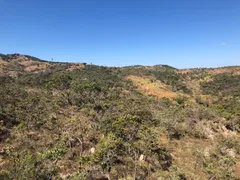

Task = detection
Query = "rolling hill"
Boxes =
[0,53,239,179]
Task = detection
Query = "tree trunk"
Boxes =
[77,137,83,156]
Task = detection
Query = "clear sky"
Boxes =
[0,0,239,68]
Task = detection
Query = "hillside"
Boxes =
[0,53,240,180]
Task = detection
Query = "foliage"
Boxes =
[0,54,239,179]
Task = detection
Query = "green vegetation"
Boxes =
[201,73,240,97]
[0,54,239,179]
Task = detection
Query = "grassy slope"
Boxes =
[0,54,239,179]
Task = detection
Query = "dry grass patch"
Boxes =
[0,58,7,65]
[126,75,177,99]
[67,64,85,71]
[19,59,34,66]
[179,67,240,76]
[208,67,240,75]
[169,138,211,179]
[24,63,49,72]
[235,161,240,178]
[0,58,7,72]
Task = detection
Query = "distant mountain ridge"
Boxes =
[1,53,240,74]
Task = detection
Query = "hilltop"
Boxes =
[0,53,240,179]
[0,53,85,76]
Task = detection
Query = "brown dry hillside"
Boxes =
[0,54,86,76]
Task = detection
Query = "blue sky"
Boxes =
[0,0,239,68]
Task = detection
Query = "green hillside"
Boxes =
[0,54,240,179]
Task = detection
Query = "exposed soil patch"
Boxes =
[235,161,240,178]
[126,75,177,99]
[67,64,85,71]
